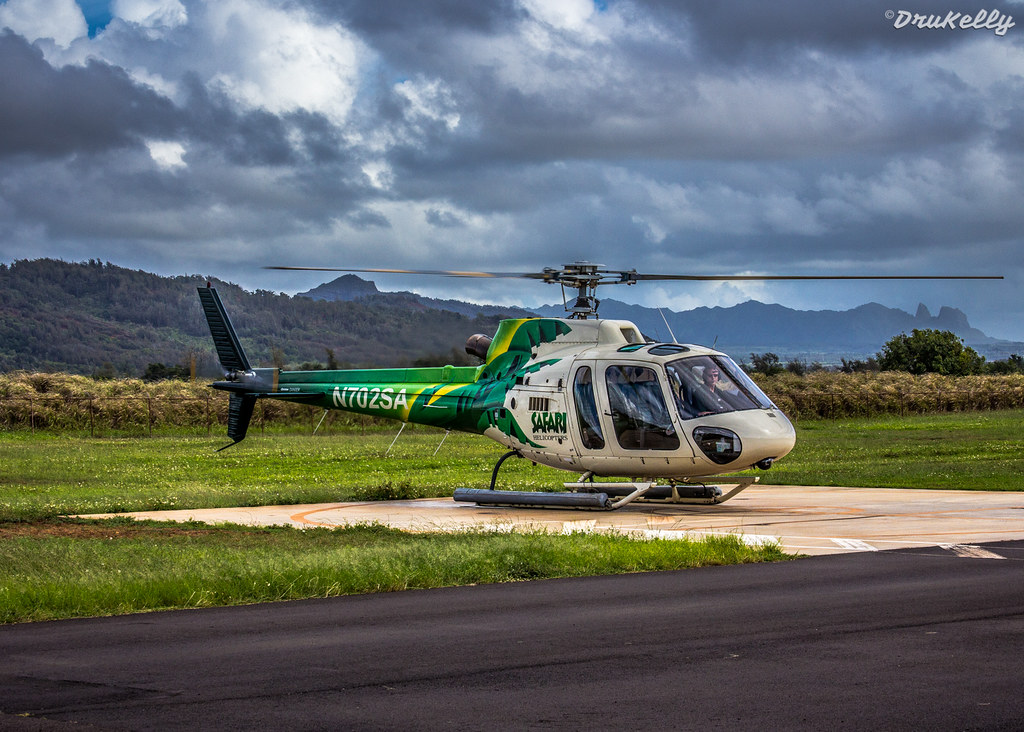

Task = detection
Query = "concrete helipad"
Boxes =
[92,485,1024,556]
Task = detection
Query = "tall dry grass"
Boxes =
[758,371,1024,419]
[0,372,384,434]
[2,370,1024,432]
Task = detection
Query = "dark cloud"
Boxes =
[0,1,1021,339]
[177,76,295,166]
[425,207,463,227]
[0,31,180,159]
[346,209,392,229]
[635,0,1015,59]
[310,0,521,35]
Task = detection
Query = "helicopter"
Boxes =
[199,262,1000,510]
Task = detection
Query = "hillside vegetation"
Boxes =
[0,259,511,375]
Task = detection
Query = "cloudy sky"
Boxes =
[1,0,1022,338]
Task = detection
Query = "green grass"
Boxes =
[2,411,1022,522]
[0,427,563,521]
[0,520,784,623]
[755,410,1024,491]
[3,410,1021,624]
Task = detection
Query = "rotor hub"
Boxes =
[540,262,638,319]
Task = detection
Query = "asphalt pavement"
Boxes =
[2,541,1023,730]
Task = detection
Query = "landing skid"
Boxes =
[453,476,757,511]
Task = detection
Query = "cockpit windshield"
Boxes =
[665,355,775,420]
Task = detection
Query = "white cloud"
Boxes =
[111,0,187,35]
[204,0,362,125]
[610,169,826,240]
[519,0,595,32]
[326,198,514,267]
[146,139,187,170]
[361,161,393,190]
[394,77,461,132]
[820,144,1022,223]
[0,0,87,47]
[44,0,366,130]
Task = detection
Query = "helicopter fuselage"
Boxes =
[212,312,795,480]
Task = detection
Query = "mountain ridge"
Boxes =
[534,297,1018,362]
[0,260,1018,374]
[303,272,1021,363]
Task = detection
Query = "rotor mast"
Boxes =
[542,262,637,319]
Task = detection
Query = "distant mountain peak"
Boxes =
[296,274,534,320]
[299,275,379,301]
[934,305,970,332]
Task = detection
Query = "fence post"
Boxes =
[89,398,94,437]
[30,398,35,433]
[206,395,211,436]
[148,398,153,437]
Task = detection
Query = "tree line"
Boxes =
[747,329,1021,377]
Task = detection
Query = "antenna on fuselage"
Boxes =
[658,308,677,343]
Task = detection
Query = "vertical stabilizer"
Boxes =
[198,286,251,373]
[218,393,257,450]
[199,285,257,449]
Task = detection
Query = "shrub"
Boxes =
[876,329,984,375]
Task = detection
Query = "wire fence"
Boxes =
[0,395,390,437]
[1,387,1022,437]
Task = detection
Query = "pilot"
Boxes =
[702,365,723,393]
[696,364,730,415]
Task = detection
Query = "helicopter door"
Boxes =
[599,363,693,458]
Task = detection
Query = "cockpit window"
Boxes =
[665,356,775,420]
[604,365,679,450]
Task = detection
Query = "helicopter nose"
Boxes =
[740,410,796,466]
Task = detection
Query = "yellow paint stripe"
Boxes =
[427,383,462,405]
[399,385,430,421]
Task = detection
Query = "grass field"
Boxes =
[756,410,1024,492]
[2,410,1022,521]
[2,410,1021,623]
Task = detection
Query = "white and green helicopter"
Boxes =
[200,262,999,510]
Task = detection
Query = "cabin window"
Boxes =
[665,355,775,420]
[604,365,679,450]
[572,366,605,450]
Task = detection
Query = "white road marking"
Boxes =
[939,543,1007,560]
[831,538,879,552]
[561,520,597,534]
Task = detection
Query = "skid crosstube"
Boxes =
[453,477,757,510]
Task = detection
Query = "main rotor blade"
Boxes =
[267,265,1002,282]
[265,266,542,279]
[629,274,1003,281]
